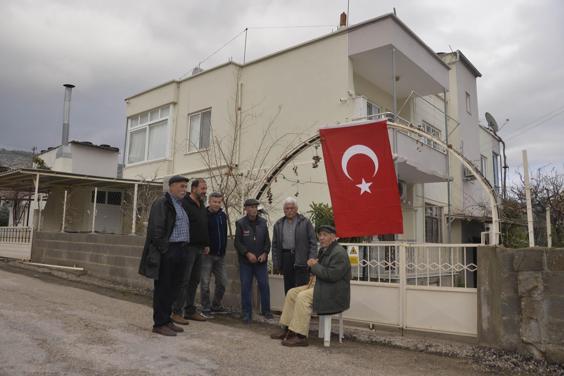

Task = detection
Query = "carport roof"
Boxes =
[0,168,162,194]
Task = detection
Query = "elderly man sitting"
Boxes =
[270,225,351,347]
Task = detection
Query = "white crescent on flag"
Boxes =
[341,144,379,180]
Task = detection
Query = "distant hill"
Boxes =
[0,148,33,169]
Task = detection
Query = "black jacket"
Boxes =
[184,195,209,247]
[207,208,228,256]
[271,214,317,270]
[139,193,187,279]
[310,241,351,315]
[234,215,271,264]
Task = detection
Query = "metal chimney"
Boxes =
[62,84,75,145]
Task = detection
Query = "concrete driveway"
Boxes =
[0,267,493,376]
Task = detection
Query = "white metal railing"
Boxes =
[0,227,33,244]
[342,242,481,289]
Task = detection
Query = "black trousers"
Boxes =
[281,251,309,295]
[153,242,189,327]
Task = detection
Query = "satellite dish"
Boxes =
[485,112,499,133]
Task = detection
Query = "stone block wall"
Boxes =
[31,232,244,310]
[478,247,564,364]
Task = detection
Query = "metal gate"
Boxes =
[0,227,33,260]
[270,242,480,337]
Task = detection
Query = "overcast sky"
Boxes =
[0,0,562,177]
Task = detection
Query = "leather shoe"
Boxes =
[167,322,184,333]
[152,325,177,337]
[270,328,288,340]
[185,312,207,322]
[282,335,308,347]
[171,314,190,325]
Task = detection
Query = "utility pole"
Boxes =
[522,150,535,247]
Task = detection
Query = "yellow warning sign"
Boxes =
[347,246,359,266]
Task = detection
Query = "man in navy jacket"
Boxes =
[200,192,229,315]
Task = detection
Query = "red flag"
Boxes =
[319,120,403,238]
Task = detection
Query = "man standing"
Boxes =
[270,225,351,346]
[234,198,273,323]
[172,178,209,324]
[272,197,317,294]
[139,175,190,336]
[200,192,229,316]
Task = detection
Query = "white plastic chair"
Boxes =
[317,312,344,347]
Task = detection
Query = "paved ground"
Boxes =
[0,268,497,376]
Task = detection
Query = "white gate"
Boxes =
[0,227,33,260]
[270,242,480,337]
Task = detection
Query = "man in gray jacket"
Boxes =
[271,197,317,294]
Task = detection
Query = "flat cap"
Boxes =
[168,175,189,186]
[244,198,260,207]
[317,225,337,234]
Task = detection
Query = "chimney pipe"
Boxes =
[339,12,347,28]
[62,84,75,145]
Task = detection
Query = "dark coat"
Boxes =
[310,241,351,315]
[271,214,317,270]
[234,215,271,264]
[184,195,209,247]
[138,193,186,279]
[207,208,228,257]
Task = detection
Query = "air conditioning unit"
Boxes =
[463,166,476,181]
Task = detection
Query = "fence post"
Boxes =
[399,243,407,331]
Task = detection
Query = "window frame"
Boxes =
[186,108,212,153]
[125,104,171,166]
[492,151,501,192]
[480,154,488,176]
[425,204,442,243]
[465,92,471,114]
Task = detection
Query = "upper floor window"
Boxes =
[480,154,488,176]
[126,105,170,164]
[465,92,471,114]
[367,101,381,119]
[492,152,501,192]
[188,109,211,152]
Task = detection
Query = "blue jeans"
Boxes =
[239,261,271,319]
[200,254,228,311]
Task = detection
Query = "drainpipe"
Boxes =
[444,89,452,243]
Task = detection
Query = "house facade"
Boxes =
[122,13,502,244]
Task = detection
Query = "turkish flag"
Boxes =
[320,120,403,237]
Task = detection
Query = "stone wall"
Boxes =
[478,247,564,363]
[31,232,243,309]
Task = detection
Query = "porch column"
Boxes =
[131,183,138,235]
[91,187,98,234]
[33,173,40,231]
[61,189,68,233]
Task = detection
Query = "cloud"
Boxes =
[0,0,562,178]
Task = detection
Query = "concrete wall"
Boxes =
[478,247,564,363]
[31,232,244,309]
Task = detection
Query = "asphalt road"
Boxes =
[0,267,494,376]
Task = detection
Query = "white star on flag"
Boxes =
[356,178,373,195]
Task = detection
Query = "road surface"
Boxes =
[0,267,493,376]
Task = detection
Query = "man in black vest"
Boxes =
[234,198,272,323]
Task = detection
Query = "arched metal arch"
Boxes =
[254,121,500,245]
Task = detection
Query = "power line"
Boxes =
[504,104,564,141]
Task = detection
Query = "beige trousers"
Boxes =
[279,284,314,337]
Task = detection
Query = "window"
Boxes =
[187,109,211,152]
[126,105,170,164]
[367,101,381,119]
[465,92,471,114]
[425,205,442,243]
[480,155,487,175]
[492,152,501,192]
[91,190,122,206]
[420,121,442,151]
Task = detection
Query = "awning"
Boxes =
[0,168,162,194]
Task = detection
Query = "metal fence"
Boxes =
[0,226,32,244]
